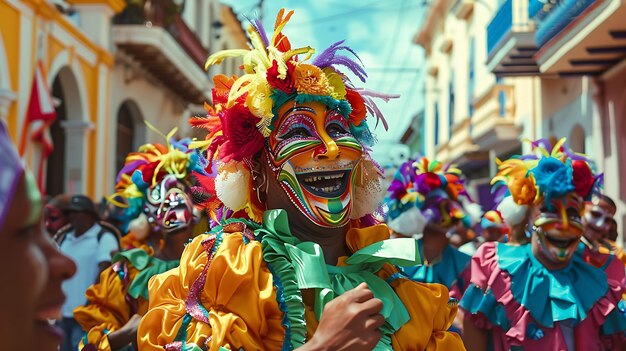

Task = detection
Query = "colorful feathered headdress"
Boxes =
[110,127,213,223]
[491,138,601,226]
[384,157,481,236]
[190,9,396,222]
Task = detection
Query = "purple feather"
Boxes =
[491,185,509,203]
[519,154,538,161]
[357,88,401,101]
[561,143,591,162]
[312,40,368,82]
[117,160,148,183]
[363,96,389,130]
[531,138,552,150]
[246,16,269,47]
[332,56,367,82]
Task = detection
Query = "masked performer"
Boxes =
[137,9,465,351]
[73,133,212,351]
[384,158,475,301]
[578,193,626,267]
[461,138,626,351]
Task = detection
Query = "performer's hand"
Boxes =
[107,313,142,350]
[300,282,385,351]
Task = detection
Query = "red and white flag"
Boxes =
[19,60,57,191]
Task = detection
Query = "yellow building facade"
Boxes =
[1,0,246,200]
[1,0,123,198]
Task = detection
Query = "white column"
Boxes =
[71,4,115,48]
[61,119,93,194]
[94,62,109,199]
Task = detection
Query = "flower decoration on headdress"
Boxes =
[481,210,505,230]
[189,9,397,222]
[383,157,479,236]
[491,138,602,225]
[109,126,214,226]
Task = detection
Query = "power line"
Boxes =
[289,1,426,25]
[380,0,407,93]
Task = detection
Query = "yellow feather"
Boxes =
[551,138,567,156]
[205,49,250,70]
[227,75,254,107]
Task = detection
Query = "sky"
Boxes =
[219,0,430,165]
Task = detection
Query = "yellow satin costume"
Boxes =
[74,248,178,351]
[138,210,465,351]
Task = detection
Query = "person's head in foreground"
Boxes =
[0,122,76,351]
[192,9,394,234]
[481,210,508,242]
[111,131,212,254]
[491,138,601,269]
[582,193,616,244]
[383,157,480,238]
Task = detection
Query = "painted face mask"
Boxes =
[144,174,194,235]
[584,202,614,237]
[533,194,584,263]
[44,205,68,235]
[266,100,363,227]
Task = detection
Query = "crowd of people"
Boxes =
[1,8,626,351]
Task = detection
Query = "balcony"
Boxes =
[534,0,626,76]
[112,0,210,104]
[486,0,544,76]
[446,118,480,164]
[470,84,521,154]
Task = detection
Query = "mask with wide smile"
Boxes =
[533,195,583,263]
[267,101,363,227]
[144,175,194,235]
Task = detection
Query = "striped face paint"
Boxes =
[267,100,363,227]
[533,194,584,263]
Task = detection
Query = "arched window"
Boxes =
[46,66,85,196]
[47,76,67,196]
[115,100,144,174]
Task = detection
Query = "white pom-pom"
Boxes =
[215,162,251,211]
[387,206,427,236]
[350,160,386,219]
[128,213,150,241]
[497,196,529,226]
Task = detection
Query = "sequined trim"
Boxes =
[185,235,217,324]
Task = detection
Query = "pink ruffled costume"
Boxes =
[461,242,626,351]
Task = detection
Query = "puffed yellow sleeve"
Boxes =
[378,264,466,351]
[138,229,286,351]
[74,261,142,351]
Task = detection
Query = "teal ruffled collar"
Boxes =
[113,248,179,300]
[400,241,470,290]
[497,243,608,327]
[257,209,421,351]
